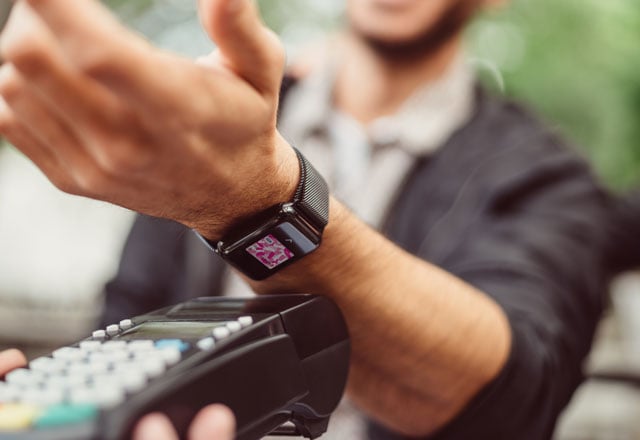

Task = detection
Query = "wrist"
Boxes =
[193,132,300,241]
[196,136,330,280]
[249,200,364,293]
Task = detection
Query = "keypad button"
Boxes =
[53,347,85,362]
[119,319,134,330]
[102,341,127,351]
[88,352,110,364]
[140,358,165,378]
[70,385,124,408]
[89,375,123,392]
[22,388,65,407]
[79,340,102,352]
[69,387,92,405]
[128,340,154,352]
[0,383,21,403]
[47,373,88,390]
[6,368,43,386]
[106,325,120,337]
[67,363,93,377]
[154,339,189,352]
[29,357,52,372]
[94,386,125,408]
[107,350,130,364]
[212,327,230,340]
[158,348,181,366]
[29,357,66,375]
[86,360,110,376]
[0,403,40,430]
[226,322,242,333]
[116,371,147,394]
[34,403,98,428]
[238,316,253,327]
[197,337,215,351]
[92,330,107,340]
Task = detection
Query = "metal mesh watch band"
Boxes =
[292,148,329,230]
[197,148,329,248]
[194,147,329,279]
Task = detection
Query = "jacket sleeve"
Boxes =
[605,191,640,272]
[100,214,195,326]
[370,140,612,439]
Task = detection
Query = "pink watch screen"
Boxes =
[246,234,294,269]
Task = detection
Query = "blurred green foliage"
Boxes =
[470,0,640,188]
[101,0,640,189]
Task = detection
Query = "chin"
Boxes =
[347,0,482,48]
[347,0,450,45]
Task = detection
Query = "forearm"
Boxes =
[253,200,512,436]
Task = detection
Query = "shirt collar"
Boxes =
[279,49,476,156]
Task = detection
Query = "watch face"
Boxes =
[246,234,295,269]
[223,220,320,280]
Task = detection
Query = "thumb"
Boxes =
[189,405,236,440]
[0,349,27,377]
[198,0,285,97]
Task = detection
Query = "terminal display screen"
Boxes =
[123,321,224,340]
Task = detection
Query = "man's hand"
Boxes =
[0,0,299,240]
[0,349,235,440]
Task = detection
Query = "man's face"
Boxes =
[347,0,485,47]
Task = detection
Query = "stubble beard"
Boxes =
[356,0,483,63]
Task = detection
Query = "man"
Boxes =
[0,0,611,439]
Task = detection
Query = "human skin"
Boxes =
[0,0,510,436]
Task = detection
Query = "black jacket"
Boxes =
[102,85,613,439]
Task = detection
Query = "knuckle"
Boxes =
[50,174,79,196]
[0,110,15,133]
[76,49,115,78]
[97,152,133,175]
[93,140,153,176]
[0,66,25,102]
[1,35,48,75]
[72,167,110,195]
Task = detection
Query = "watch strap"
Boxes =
[193,147,329,279]
[292,148,329,230]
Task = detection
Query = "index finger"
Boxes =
[23,0,133,49]
[15,0,210,119]
[21,0,152,73]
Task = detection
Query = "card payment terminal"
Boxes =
[0,295,350,439]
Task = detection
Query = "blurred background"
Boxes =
[1,0,640,438]
[105,0,640,189]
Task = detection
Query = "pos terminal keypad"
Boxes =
[0,295,350,440]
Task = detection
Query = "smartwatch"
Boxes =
[197,148,329,280]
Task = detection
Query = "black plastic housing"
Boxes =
[0,295,350,440]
